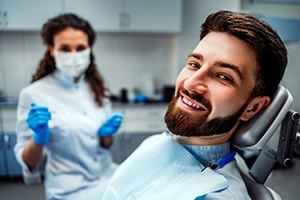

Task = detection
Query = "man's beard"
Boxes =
[164,88,248,137]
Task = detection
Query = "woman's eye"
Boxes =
[59,47,70,52]
[77,45,88,52]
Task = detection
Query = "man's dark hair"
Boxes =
[200,10,287,98]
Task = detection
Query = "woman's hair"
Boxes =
[32,13,107,106]
[200,10,288,98]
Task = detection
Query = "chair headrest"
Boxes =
[231,85,293,151]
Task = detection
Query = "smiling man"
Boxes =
[102,10,287,199]
[165,31,270,145]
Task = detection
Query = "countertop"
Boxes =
[0,98,18,107]
[0,98,169,108]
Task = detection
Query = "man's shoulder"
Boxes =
[205,161,251,200]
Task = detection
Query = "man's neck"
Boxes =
[173,134,231,145]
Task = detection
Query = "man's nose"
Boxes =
[184,67,210,94]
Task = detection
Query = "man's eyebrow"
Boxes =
[188,52,244,83]
[216,61,244,84]
[188,53,203,61]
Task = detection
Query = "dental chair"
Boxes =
[231,85,299,200]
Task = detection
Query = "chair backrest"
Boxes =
[230,85,294,200]
[231,85,293,150]
[235,153,282,200]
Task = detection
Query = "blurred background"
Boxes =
[0,0,300,199]
[0,0,299,109]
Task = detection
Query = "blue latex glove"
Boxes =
[98,112,123,138]
[26,103,51,145]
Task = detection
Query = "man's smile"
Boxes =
[181,94,207,111]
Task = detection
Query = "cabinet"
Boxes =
[124,0,182,33]
[0,0,62,30]
[64,0,182,33]
[64,0,121,32]
[0,103,22,177]
[0,134,22,176]
[114,104,168,134]
[0,0,182,33]
[110,104,168,163]
[110,133,152,163]
[122,105,168,133]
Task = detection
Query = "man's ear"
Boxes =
[240,96,270,121]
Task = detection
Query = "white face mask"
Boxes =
[54,48,91,78]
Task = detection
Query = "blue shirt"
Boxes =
[14,70,117,200]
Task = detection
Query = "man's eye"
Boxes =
[190,63,200,69]
[219,74,233,83]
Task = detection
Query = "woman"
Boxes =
[14,14,122,200]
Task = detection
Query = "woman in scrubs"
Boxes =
[14,14,122,200]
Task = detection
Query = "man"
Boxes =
[102,10,287,199]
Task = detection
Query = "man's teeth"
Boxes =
[182,97,202,110]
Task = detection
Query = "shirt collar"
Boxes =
[183,142,231,167]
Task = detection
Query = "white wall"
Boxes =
[0,32,177,98]
[241,0,300,111]
[0,32,44,98]
[94,33,178,95]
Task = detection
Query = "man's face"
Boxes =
[165,32,258,141]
